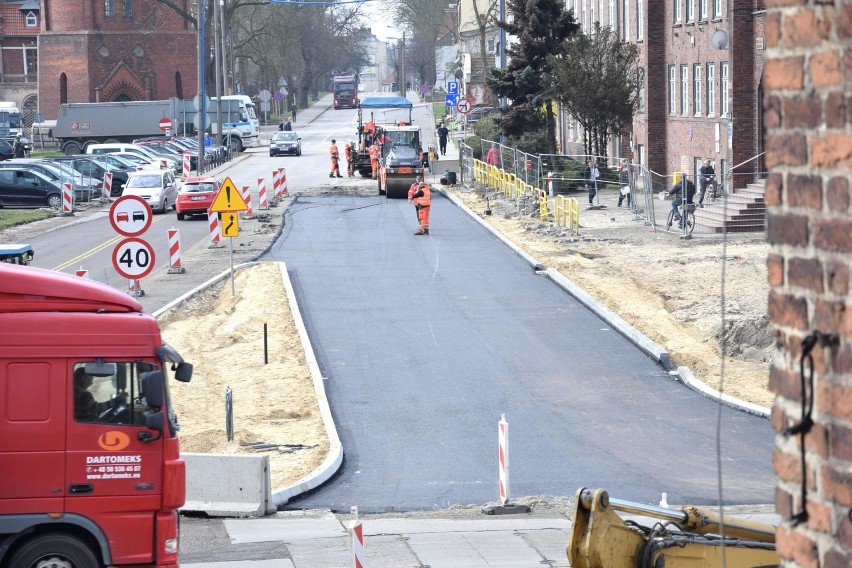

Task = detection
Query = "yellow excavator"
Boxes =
[567,488,779,567]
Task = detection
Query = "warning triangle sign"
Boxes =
[210,177,249,213]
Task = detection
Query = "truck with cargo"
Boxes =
[332,74,359,109]
[0,263,193,568]
[52,98,256,155]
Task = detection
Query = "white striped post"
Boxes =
[182,154,191,180]
[242,185,254,218]
[102,171,113,200]
[167,227,185,273]
[208,210,224,248]
[258,177,269,209]
[272,169,280,198]
[349,506,365,568]
[62,183,73,214]
[280,168,288,196]
[499,414,509,505]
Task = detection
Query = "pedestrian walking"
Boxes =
[583,160,600,205]
[617,161,631,208]
[283,118,292,132]
[436,122,449,156]
[486,144,499,167]
[698,159,717,207]
[411,180,431,235]
[329,140,342,178]
[290,103,297,122]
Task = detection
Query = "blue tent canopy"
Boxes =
[358,96,413,109]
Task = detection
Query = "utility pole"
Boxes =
[196,1,207,173]
[213,0,223,145]
[400,33,406,97]
[220,0,229,96]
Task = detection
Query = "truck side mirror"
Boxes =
[139,411,164,443]
[141,371,164,407]
[174,361,193,383]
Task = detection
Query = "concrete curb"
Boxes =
[438,187,771,419]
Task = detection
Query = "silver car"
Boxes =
[122,170,178,214]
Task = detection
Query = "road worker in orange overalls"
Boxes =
[408,176,423,222]
[344,142,354,177]
[411,180,431,235]
[329,139,342,178]
[363,119,376,145]
[368,141,380,180]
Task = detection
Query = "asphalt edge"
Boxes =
[438,187,771,419]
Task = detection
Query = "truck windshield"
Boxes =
[73,361,161,425]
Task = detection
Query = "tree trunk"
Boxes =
[545,99,556,155]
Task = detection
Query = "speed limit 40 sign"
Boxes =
[112,237,156,280]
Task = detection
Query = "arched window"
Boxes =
[60,73,68,104]
[175,71,183,99]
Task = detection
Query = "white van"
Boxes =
[86,143,180,173]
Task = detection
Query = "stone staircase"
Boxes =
[694,180,766,233]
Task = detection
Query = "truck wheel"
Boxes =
[62,141,82,156]
[227,136,243,153]
[7,534,100,568]
[47,194,62,209]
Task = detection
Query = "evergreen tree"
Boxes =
[486,0,578,154]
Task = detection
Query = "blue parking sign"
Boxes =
[447,82,459,95]
[445,94,459,107]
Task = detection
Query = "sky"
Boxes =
[363,0,400,42]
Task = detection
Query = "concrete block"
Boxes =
[182,453,275,517]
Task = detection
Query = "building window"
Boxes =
[25,11,37,27]
[669,65,676,115]
[637,0,644,39]
[637,68,645,113]
[591,0,596,29]
[699,0,708,20]
[721,61,729,117]
[60,73,68,104]
[681,65,689,116]
[623,0,630,40]
[610,0,616,30]
[582,0,587,33]
[693,64,702,116]
[638,144,646,166]
[713,0,722,18]
[686,0,694,22]
[674,0,681,23]
[104,0,114,17]
[707,63,715,115]
[123,0,132,17]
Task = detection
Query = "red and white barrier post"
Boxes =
[183,154,191,180]
[499,414,509,505]
[128,279,144,297]
[241,185,254,218]
[161,158,169,170]
[75,266,89,278]
[258,177,269,209]
[280,168,288,196]
[167,227,185,274]
[103,171,113,201]
[271,169,280,199]
[208,209,224,248]
[62,183,73,214]
[349,506,365,568]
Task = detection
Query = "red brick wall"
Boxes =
[765,0,852,566]
[38,0,196,119]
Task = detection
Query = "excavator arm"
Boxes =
[567,488,779,568]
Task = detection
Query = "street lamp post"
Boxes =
[213,0,223,146]
[196,0,207,173]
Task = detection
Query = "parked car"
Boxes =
[43,155,129,197]
[269,131,302,157]
[0,139,15,161]
[0,159,100,202]
[86,143,181,173]
[176,176,220,220]
[0,166,67,209]
[134,138,198,170]
[122,170,178,214]
[109,152,161,171]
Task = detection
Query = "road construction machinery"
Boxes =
[568,488,778,567]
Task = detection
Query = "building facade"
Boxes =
[0,1,41,124]
[38,0,198,120]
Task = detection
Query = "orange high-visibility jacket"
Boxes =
[330,144,339,158]
[368,145,379,160]
[413,184,431,207]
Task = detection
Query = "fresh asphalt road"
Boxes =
[264,191,775,512]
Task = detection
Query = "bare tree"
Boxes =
[391,0,452,85]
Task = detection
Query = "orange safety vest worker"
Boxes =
[344,143,354,177]
[408,180,421,222]
[412,183,431,235]
[369,143,379,180]
[329,140,341,178]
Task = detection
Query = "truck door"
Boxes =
[65,361,163,563]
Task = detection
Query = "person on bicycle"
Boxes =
[668,175,696,222]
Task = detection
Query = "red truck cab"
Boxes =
[0,264,192,568]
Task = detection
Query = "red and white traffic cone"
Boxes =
[349,506,365,568]
[258,178,269,210]
[62,183,73,214]
[103,171,113,201]
[183,154,191,180]
[242,185,254,218]
[208,209,224,248]
[75,266,89,278]
[167,227,186,274]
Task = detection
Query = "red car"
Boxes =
[176,176,220,220]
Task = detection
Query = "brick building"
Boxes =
[0,1,40,123]
[765,1,852,566]
[562,0,765,189]
[37,0,197,120]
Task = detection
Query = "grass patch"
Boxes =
[0,209,52,231]
[31,150,64,158]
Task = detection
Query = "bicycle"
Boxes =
[665,201,696,235]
